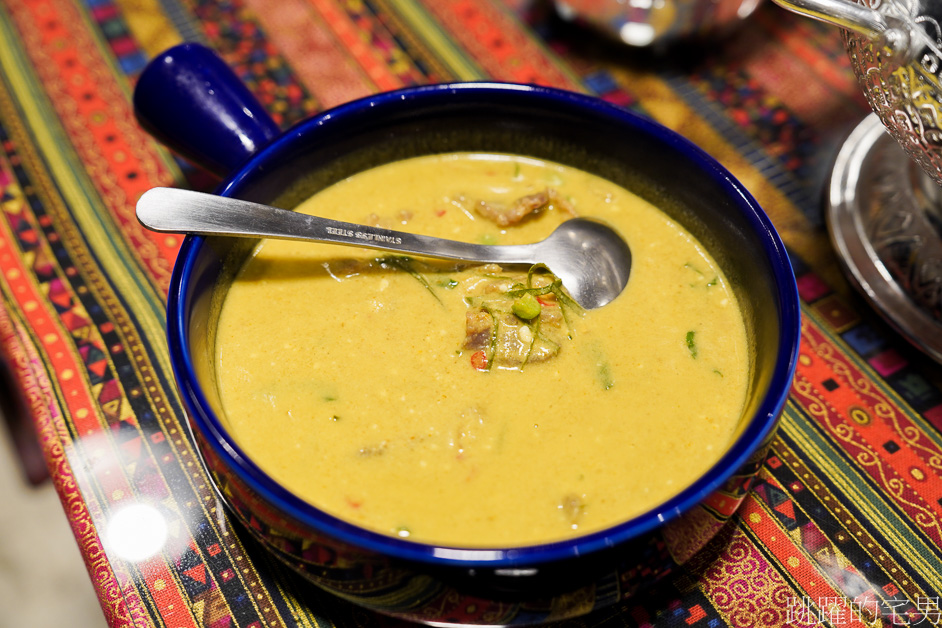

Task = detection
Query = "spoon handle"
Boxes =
[137,187,539,265]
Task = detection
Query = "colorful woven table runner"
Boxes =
[1,0,941,626]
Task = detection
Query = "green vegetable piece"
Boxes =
[597,362,614,390]
[439,278,459,289]
[512,293,542,320]
[686,331,698,359]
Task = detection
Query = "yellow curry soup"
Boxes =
[214,152,749,547]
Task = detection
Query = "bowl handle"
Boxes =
[133,43,281,176]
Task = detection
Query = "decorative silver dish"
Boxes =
[772,0,942,360]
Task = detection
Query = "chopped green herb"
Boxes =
[480,303,499,371]
[513,162,521,179]
[318,385,339,402]
[374,255,441,304]
[512,293,542,320]
[505,282,557,299]
[713,369,724,377]
[519,327,535,370]
[686,263,719,288]
[518,313,548,370]
[438,278,459,289]
[686,331,698,359]
[583,342,614,389]
[597,361,614,389]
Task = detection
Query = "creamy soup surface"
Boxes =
[214,153,750,547]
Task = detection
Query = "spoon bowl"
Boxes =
[136,187,632,309]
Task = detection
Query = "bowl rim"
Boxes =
[167,81,800,568]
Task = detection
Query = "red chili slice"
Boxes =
[470,350,488,371]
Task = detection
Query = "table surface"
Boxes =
[1,0,941,626]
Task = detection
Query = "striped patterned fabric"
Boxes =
[1,0,940,625]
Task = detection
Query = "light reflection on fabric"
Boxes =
[105,503,168,562]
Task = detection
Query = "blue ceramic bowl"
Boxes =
[135,43,800,625]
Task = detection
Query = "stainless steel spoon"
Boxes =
[136,187,632,309]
